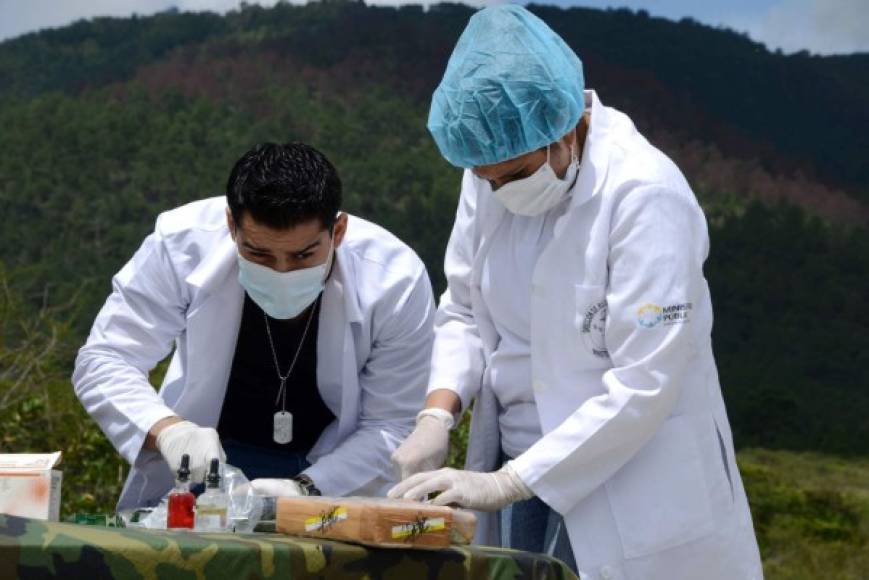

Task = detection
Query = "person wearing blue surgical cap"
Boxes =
[389,5,763,580]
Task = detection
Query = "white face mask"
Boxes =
[493,144,578,216]
[237,237,334,320]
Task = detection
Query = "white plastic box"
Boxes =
[0,452,63,521]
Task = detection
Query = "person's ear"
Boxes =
[553,129,577,176]
[332,212,349,248]
[560,127,578,154]
[226,208,237,242]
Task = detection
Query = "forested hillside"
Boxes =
[0,3,867,577]
[1,0,866,454]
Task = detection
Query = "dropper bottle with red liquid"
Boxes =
[167,453,195,529]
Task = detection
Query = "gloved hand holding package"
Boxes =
[387,464,532,512]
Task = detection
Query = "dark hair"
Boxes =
[226,142,342,230]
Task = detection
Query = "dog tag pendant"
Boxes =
[273,411,293,444]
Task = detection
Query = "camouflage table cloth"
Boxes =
[0,515,577,579]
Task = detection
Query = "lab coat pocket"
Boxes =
[605,414,715,559]
[574,284,611,368]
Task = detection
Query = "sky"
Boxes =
[0,0,867,55]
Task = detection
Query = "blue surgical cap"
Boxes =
[428,5,585,168]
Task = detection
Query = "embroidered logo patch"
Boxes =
[581,299,609,358]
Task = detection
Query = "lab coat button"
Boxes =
[532,379,545,392]
[600,566,614,579]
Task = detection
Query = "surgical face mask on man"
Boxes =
[492,144,578,216]
[237,234,334,320]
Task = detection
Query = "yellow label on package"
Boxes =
[392,517,446,540]
[304,506,348,532]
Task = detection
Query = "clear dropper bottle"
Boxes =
[195,458,228,532]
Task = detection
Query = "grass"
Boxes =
[447,416,869,578]
[738,448,869,580]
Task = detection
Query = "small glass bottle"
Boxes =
[195,458,228,532]
[167,454,195,529]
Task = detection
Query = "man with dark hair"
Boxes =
[74,142,435,508]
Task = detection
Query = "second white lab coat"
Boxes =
[430,91,763,580]
[73,197,435,510]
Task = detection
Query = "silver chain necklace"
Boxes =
[263,295,319,444]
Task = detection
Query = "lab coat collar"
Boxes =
[569,90,611,210]
[186,229,237,291]
[184,222,364,325]
[327,240,365,325]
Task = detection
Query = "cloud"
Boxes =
[739,0,869,55]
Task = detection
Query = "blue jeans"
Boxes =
[500,455,578,574]
[222,439,311,481]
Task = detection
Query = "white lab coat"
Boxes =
[73,197,435,510]
[430,91,763,580]
[479,200,562,458]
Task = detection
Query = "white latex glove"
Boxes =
[249,478,305,497]
[155,420,226,483]
[390,408,454,481]
[387,463,533,512]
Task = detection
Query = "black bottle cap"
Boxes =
[205,458,221,488]
[177,454,191,483]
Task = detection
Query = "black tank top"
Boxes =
[217,293,335,454]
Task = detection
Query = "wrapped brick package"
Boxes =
[276,496,476,548]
